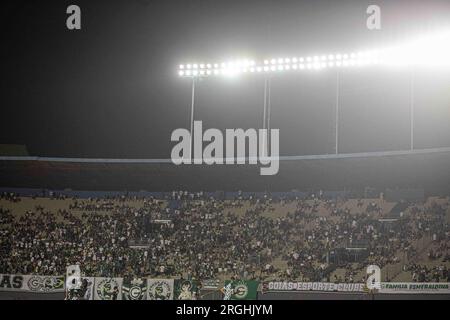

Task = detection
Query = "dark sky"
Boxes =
[1,0,450,158]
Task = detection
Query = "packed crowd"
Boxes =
[406,264,449,282]
[0,191,449,282]
[0,192,21,203]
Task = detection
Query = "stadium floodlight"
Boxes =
[379,30,450,68]
[177,29,450,159]
[176,50,387,78]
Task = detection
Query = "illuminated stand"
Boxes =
[178,30,450,159]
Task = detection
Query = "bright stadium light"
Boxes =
[379,30,450,68]
[177,29,450,78]
[177,29,450,161]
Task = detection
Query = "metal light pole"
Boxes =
[335,70,340,155]
[410,69,415,150]
[262,77,268,151]
[186,73,272,162]
[189,78,196,161]
[262,76,272,156]
[267,77,272,147]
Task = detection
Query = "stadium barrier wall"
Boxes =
[0,187,356,200]
[1,274,449,300]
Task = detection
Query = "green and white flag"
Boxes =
[174,279,199,300]
[66,277,94,300]
[122,278,147,300]
[147,279,174,300]
[0,274,63,293]
[94,277,123,300]
[24,275,65,292]
[223,280,259,300]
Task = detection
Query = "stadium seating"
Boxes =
[1,191,448,283]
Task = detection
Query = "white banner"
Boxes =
[0,274,65,292]
[122,278,147,300]
[0,274,25,291]
[93,277,123,300]
[66,277,95,300]
[380,282,450,294]
[147,279,174,300]
[264,281,365,292]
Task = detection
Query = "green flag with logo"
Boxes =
[223,280,259,300]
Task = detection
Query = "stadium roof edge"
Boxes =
[0,147,450,163]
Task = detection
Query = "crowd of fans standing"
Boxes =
[0,191,449,283]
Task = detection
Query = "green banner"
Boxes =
[223,280,259,300]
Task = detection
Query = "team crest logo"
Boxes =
[233,281,249,299]
[148,280,172,300]
[28,276,64,292]
[96,278,120,300]
[122,278,146,300]
[221,280,249,300]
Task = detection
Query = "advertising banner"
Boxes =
[380,282,450,294]
[262,281,365,292]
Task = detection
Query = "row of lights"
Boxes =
[178,51,381,77]
[179,60,255,71]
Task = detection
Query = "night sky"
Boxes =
[2,0,450,158]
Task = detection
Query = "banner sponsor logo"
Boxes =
[380,282,450,294]
[147,279,174,300]
[122,278,147,300]
[263,281,365,292]
[94,277,122,300]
